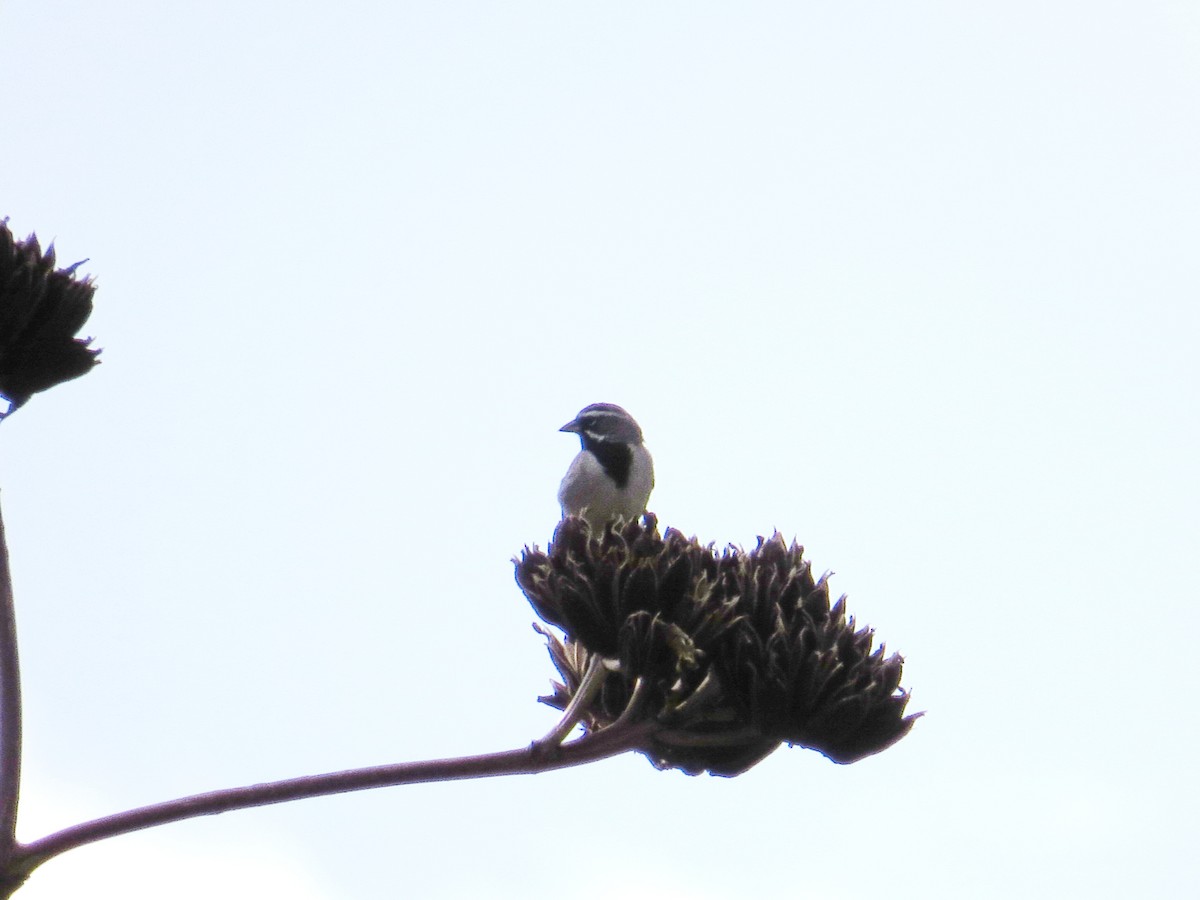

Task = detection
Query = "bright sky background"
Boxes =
[1,1,1198,897]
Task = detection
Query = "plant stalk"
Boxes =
[0,503,22,860]
[7,719,657,888]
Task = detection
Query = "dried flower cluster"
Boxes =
[516,515,920,776]
[0,220,99,417]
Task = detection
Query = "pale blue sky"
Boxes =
[1,2,1198,897]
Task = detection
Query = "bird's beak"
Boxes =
[560,417,582,434]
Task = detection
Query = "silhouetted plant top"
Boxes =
[0,220,99,418]
[516,515,920,776]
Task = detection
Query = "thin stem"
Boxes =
[0,502,22,859]
[608,676,651,731]
[535,653,608,747]
[9,719,659,884]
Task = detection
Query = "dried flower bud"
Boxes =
[0,220,100,418]
[516,515,921,775]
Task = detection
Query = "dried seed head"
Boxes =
[0,220,100,418]
[516,515,921,775]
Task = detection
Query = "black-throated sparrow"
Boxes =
[557,403,655,530]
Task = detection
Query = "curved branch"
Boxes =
[536,653,608,746]
[10,719,659,883]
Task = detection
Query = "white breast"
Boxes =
[558,444,655,530]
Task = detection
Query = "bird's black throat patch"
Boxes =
[583,436,633,488]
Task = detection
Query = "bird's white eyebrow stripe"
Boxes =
[582,408,626,419]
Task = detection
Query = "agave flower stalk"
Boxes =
[0,220,919,896]
[516,515,921,776]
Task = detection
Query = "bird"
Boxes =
[557,402,655,531]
